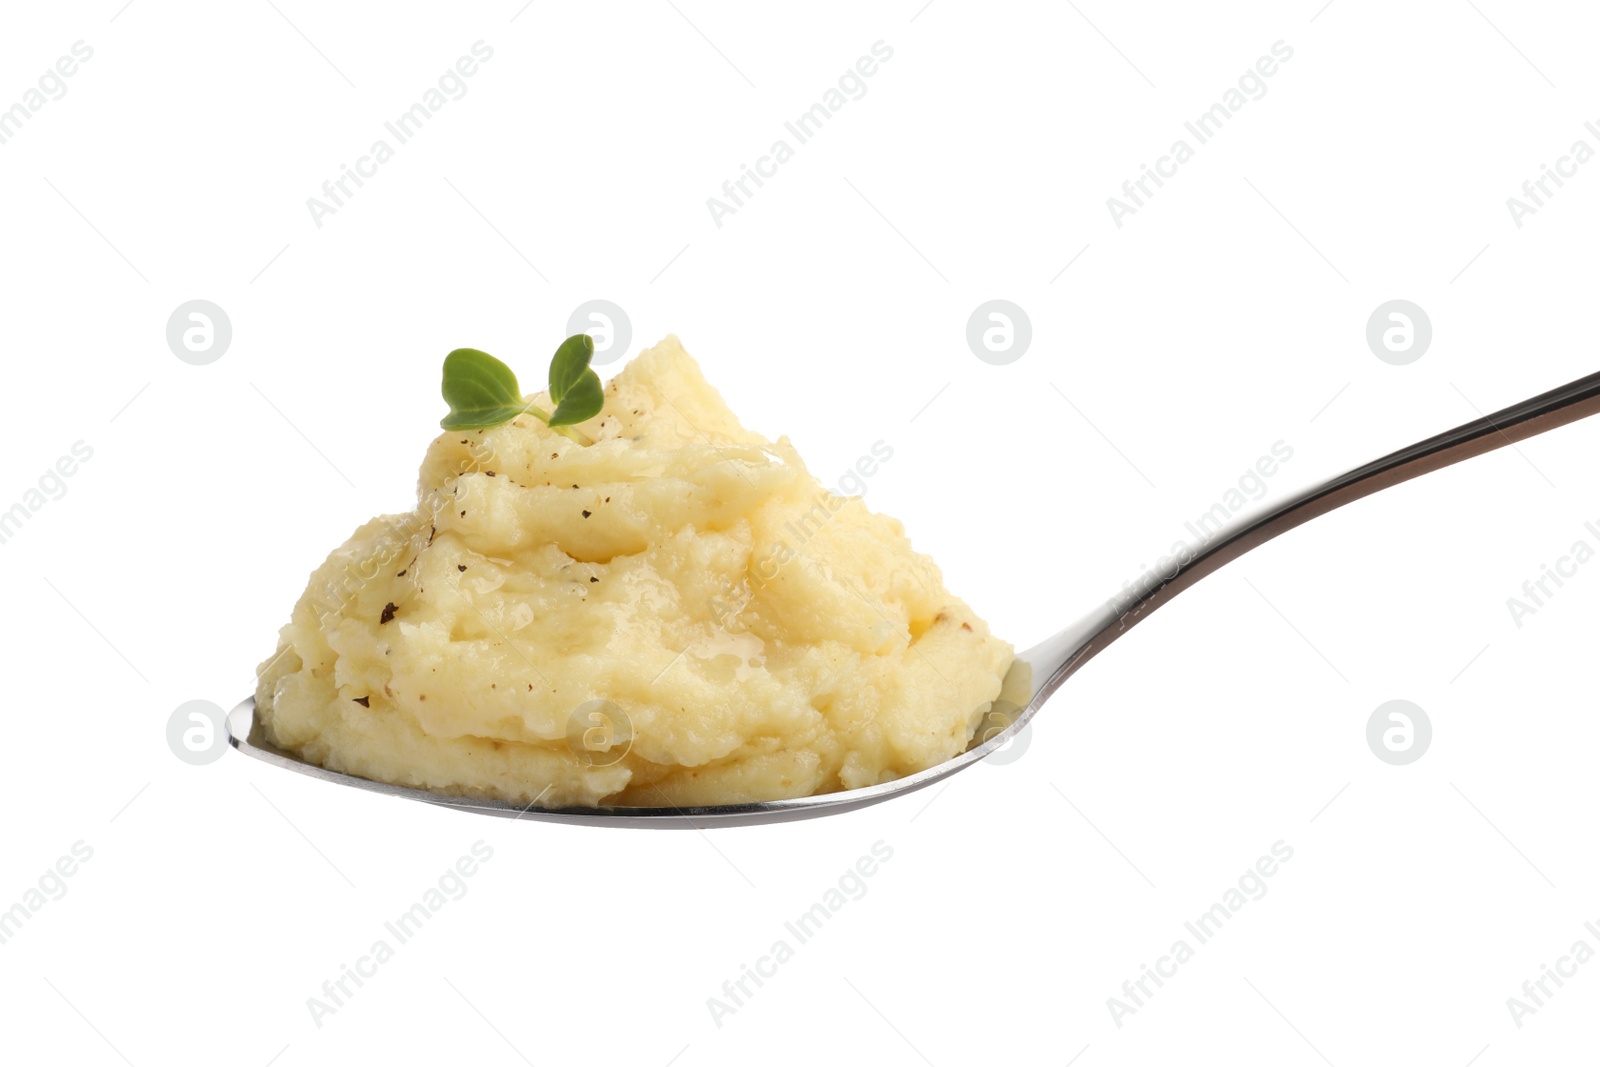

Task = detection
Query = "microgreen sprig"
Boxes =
[440,334,604,443]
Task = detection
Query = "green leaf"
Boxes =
[548,334,595,405]
[441,348,526,430]
[548,368,603,426]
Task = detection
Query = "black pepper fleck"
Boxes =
[353,696,370,707]
[581,510,591,518]
[589,576,598,583]
[380,602,398,624]
[458,564,467,572]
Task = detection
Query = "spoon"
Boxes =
[230,369,1600,827]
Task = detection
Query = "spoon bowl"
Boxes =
[229,648,1043,828]
[230,368,1600,826]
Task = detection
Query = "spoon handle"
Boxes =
[1042,369,1600,693]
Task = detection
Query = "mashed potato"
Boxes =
[256,336,1013,807]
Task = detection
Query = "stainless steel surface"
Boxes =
[230,369,1600,826]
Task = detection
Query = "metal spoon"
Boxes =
[230,369,1600,827]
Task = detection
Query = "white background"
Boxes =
[1,1,1597,1064]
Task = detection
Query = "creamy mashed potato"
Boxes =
[256,336,1013,807]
